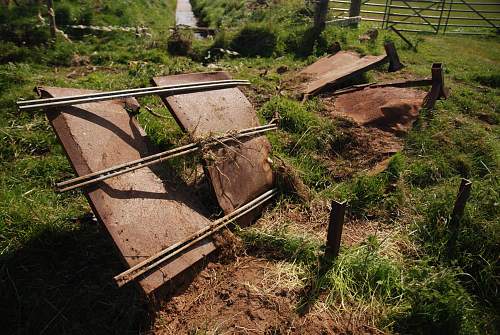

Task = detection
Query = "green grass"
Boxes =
[1,0,499,333]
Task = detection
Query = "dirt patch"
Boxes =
[152,256,382,334]
[325,118,403,179]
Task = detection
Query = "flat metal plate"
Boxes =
[152,72,274,214]
[332,87,426,132]
[299,51,387,95]
[39,87,215,294]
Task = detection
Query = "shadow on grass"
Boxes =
[0,222,153,335]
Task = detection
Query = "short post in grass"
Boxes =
[326,200,346,258]
[447,178,472,259]
[384,42,404,72]
[314,0,330,32]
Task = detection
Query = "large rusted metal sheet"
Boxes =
[39,87,215,294]
[331,86,427,132]
[299,51,387,96]
[152,72,274,215]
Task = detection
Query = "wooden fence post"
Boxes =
[447,178,472,258]
[326,200,346,258]
[314,0,330,32]
[349,0,362,26]
[46,0,57,39]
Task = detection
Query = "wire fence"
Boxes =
[329,0,500,35]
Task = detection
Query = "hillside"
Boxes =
[0,0,499,334]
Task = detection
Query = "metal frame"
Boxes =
[56,123,278,192]
[329,0,500,35]
[114,188,278,287]
[17,79,250,111]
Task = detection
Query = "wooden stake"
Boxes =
[349,0,362,27]
[384,41,404,72]
[447,178,472,258]
[326,200,346,258]
[46,0,57,39]
[314,0,329,32]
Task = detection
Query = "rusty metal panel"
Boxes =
[299,51,387,96]
[332,87,426,132]
[152,72,274,214]
[39,87,215,294]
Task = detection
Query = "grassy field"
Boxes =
[1,0,499,334]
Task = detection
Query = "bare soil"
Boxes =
[152,256,382,334]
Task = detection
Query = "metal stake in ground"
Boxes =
[384,41,404,72]
[326,200,347,258]
[447,178,472,259]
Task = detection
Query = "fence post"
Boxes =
[384,41,404,72]
[314,0,330,32]
[349,0,362,26]
[447,178,472,258]
[326,200,346,258]
[46,0,57,39]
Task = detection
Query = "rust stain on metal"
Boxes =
[299,51,388,96]
[39,86,215,294]
[152,72,274,216]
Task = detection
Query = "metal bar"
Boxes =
[444,22,498,27]
[401,0,439,32]
[456,0,499,28]
[446,16,500,21]
[18,79,248,105]
[114,188,278,287]
[386,20,447,26]
[18,81,250,111]
[447,179,472,258]
[444,30,498,34]
[362,17,386,21]
[387,0,438,31]
[57,124,278,192]
[437,0,446,33]
[395,28,445,32]
[326,200,346,258]
[379,4,500,13]
[382,0,392,28]
[390,26,417,50]
[444,0,454,32]
[390,0,448,4]
[384,11,442,18]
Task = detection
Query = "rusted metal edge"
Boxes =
[18,80,250,111]
[114,188,278,287]
[56,124,278,192]
[330,63,449,110]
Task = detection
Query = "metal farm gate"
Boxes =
[329,0,500,35]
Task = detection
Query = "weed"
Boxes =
[230,24,278,57]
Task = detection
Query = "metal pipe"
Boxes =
[114,188,278,287]
[56,123,278,192]
[18,80,250,111]
[17,79,248,105]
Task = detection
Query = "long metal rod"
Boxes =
[114,188,278,287]
[57,123,278,192]
[17,79,247,105]
[17,80,250,111]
